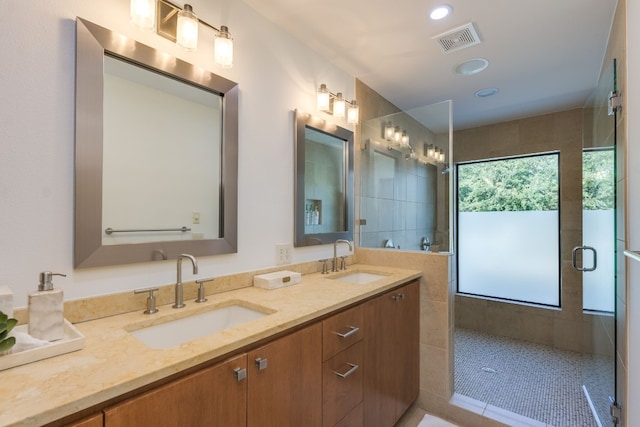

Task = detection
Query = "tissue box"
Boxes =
[254,271,302,290]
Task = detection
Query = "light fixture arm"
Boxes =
[322,87,357,107]
[135,0,234,66]
[161,0,226,35]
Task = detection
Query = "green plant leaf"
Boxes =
[5,318,16,334]
[0,322,6,335]
[0,336,16,352]
[0,312,7,323]
[0,331,6,341]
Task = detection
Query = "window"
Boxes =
[582,148,615,312]
[457,153,560,306]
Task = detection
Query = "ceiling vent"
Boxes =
[433,22,481,54]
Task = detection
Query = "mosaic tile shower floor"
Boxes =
[454,328,599,427]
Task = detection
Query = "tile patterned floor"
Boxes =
[454,328,598,427]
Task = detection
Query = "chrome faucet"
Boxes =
[173,254,198,309]
[332,239,353,272]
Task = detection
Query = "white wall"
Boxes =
[627,0,640,422]
[0,0,355,307]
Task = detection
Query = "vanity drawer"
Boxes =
[322,341,363,427]
[322,305,363,361]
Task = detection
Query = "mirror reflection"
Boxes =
[294,110,354,247]
[102,56,222,245]
[359,101,451,252]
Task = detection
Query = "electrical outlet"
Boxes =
[192,212,200,224]
[276,243,293,265]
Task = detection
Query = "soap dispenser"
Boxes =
[28,272,66,341]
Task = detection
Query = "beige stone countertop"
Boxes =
[0,264,421,427]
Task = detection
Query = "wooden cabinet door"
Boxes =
[395,280,420,416]
[363,287,399,427]
[104,353,247,427]
[247,323,322,427]
[363,281,420,427]
[65,413,103,427]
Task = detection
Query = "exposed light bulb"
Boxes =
[214,26,233,68]
[177,4,198,51]
[317,84,330,111]
[130,0,156,30]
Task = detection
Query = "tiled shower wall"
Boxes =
[359,146,437,251]
[355,79,450,252]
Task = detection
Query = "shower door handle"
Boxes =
[572,246,597,272]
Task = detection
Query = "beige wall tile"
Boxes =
[553,318,583,352]
[421,299,449,348]
[420,344,449,397]
[519,314,554,346]
[485,304,521,339]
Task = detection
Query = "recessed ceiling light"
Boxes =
[475,87,499,98]
[454,58,489,75]
[430,5,453,20]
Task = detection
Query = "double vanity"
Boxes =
[0,16,428,427]
[0,265,421,427]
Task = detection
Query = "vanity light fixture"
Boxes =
[130,0,156,30]
[176,4,198,51]
[426,144,436,158]
[423,143,446,164]
[317,84,331,111]
[130,0,234,67]
[383,122,412,150]
[394,127,402,144]
[401,130,410,147]
[316,83,359,124]
[333,93,346,118]
[347,100,359,124]
[384,123,395,141]
[214,25,234,68]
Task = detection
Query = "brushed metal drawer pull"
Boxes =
[332,325,360,339]
[333,363,359,379]
[255,357,268,371]
[233,367,247,381]
[392,293,405,302]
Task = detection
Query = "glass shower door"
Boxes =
[577,59,618,426]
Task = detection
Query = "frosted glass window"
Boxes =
[582,149,615,312]
[457,154,560,306]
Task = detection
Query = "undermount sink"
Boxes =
[333,272,388,284]
[128,303,272,349]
